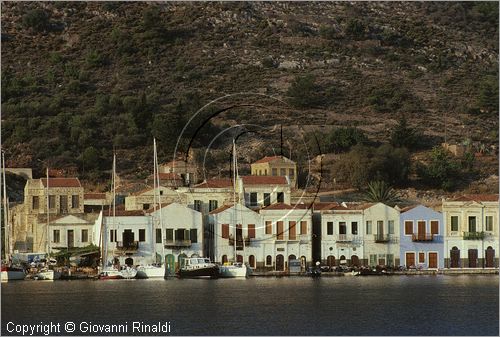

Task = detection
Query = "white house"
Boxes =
[49,214,97,253]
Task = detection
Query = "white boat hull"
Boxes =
[219,265,251,278]
[120,267,137,279]
[1,270,26,282]
[136,265,165,279]
[36,270,61,280]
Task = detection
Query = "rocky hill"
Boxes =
[1,1,498,195]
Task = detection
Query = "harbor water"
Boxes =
[1,275,498,336]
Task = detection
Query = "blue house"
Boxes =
[400,205,444,269]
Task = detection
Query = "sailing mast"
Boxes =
[46,165,50,256]
[111,154,116,265]
[154,139,165,263]
[2,151,9,261]
[232,139,237,263]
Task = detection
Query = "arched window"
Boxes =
[249,255,255,268]
[327,255,335,268]
[450,246,460,268]
[276,254,284,271]
[351,255,359,267]
[236,254,243,263]
[288,254,296,261]
[266,255,272,266]
[222,255,228,264]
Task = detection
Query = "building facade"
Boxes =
[400,205,444,269]
[250,156,298,188]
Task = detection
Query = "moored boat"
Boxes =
[35,268,61,280]
[219,262,250,278]
[98,267,123,280]
[120,265,137,279]
[136,264,165,279]
[1,265,26,282]
[178,257,219,279]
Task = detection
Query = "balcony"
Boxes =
[412,234,434,242]
[336,234,352,242]
[374,234,390,243]
[463,231,485,240]
[116,241,139,253]
[164,239,192,247]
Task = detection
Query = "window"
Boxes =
[277,221,284,240]
[485,216,493,231]
[388,220,394,234]
[369,254,377,266]
[32,196,39,210]
[72,195,79,209]
[156,228,162,243]
[250,193,258,206]
[143,203,150,210]
[277,192,284,203]
[265,221,272,234]
[300,221,307,235]
[366,221,372,235]
[165,229,174,241]
[266,255,272,266]
[405,221,413,235]
[109,229,117,242]
[49,195,56,209]
[451,216,459,231]
[263,193,271,207]
[139,229,146,242]
[248,224,255,239]
[175,229,185,241]
[377,221,384,234]
[289,221,296,240]
[53,230,60,243]
[327,222,334,235]
[351,222,358,235]
[264,169,268,175]
[194,200,202,212]
[339,222,347,235]
[81,229,88,243]
[386,254,394,267]
[222,224,229,239]
[280,168,286,176]
[468,216,476,232]
[431,221,439,235]
[289,169,295,178]
[209,200,218,212]
[190,229,197,243]
[272,168,277,176]
[419,252,425,263]
[160,190,163,195]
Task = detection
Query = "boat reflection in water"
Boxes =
[177,257,219,279]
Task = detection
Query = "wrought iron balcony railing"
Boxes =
[463,231,485,240]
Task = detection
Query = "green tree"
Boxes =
[389,116,421,150]
[328,127,367,152]
[416,146,461,190]
[364,180,399,203]
[478,76,498,113]
[22,9,50,32]
[287,75,322,108]
[345,19,366,40]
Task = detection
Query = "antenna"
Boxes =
[280,124,283,157]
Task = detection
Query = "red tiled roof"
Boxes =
[313,202,340,210]
[41,178,81,188]
[261,203,309,211]
[241,175,288,185]
[194,179,233,188]
[209,204,234,215]
[399,205,419,213]
[105,209,145,216]
[253,156,289,164]
[84,193,107,200]
[450,194,499,202]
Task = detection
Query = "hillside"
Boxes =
[1,1,498,194]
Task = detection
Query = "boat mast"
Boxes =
[46,165,50,256]
[234,142,245,263]
[2,151,9,261]
[154,139,165,263]
[112,153,116,264]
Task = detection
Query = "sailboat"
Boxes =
[98,154,137,280]
[219,140,251,278]
[136,139,165,279]
[0,151,26,282]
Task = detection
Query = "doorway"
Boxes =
[276,254,284,271]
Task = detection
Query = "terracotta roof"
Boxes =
[144,203,173,214]
[194,179,233,188]
[107,210,145,216]
[84,193,107,200]
[313,202,371,211]
[41,178,81,188]
[209,204,234,215]
[253,155,295,164]
[241,175,288,185]
[313,202,340,211]
[261,202,309,211]
[449,194,499,202]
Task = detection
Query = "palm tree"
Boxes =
[364,180,399,204]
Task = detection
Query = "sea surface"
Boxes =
[1,275,498,336]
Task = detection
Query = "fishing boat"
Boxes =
[178,257,219,279]
[0,265,26,282]
[135,139,166,279]
[219,262,249,278]
[120,265,137,279]
[97,268,123,280]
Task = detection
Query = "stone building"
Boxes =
[250,156,297,188]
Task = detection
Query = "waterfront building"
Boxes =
[250,155,298,188]
[238,175,291,209]
[318,202,367,268]
[442,194,499,268]
[177,179,234,214]
[207,203,263,269]
[362,202,400,267]
[83,192,112,213]
[159,159,198,186]
[124,186,183,211]
[258,203,312,271]
[399,205,444,269]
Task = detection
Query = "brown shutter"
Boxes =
[419,252,425,263]
[248,224,255,239]
[222,224,229,239]
[265,221,272,234]
[289,221,296,240]
[429,253,437,268]
[417,221,426,240]
[430,221,438,235]
[405,221,413,235]
[277,221,284,240]
[301,221,307,235]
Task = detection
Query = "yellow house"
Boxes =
[250,156,297,188]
